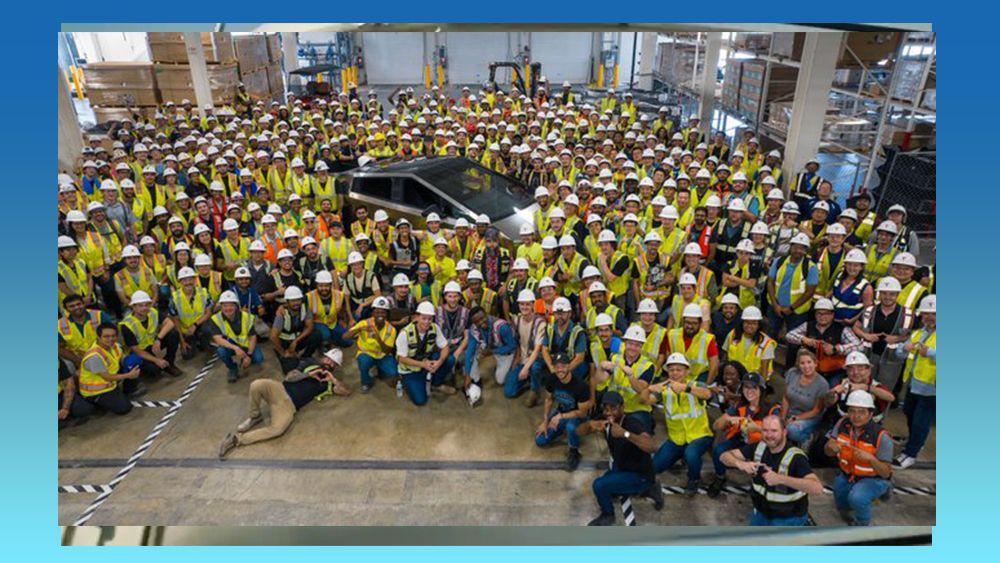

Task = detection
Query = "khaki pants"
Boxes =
[236,379,296,446]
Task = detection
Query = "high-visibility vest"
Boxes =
[864,246,897,283]
[463,287,498,315]
[724,333,776,376]
[198,271,224,301]
[608,354,654,414]
[854,211,877,242]
[398,322,441,374]
[307,289,342,326]
[411,281,442,307]
[669,294,709,327]
[668,328,714,382]
[278,304,308,342]
[58,258,93,308]
[661,384,712,444]
[774,256,814,314]
[218,237,249,280]
[903,329,936,388]
[57,311,101,356]
[832,275,870,319]
[630,322,666,376]
[79,343,123,397]
[120,309,160,349]
[606,251,631,298]
[634,251,669,302]
[448,235,475,262]
[260,233,284,265]
[269,168,291,202]
[322,236,352,274]
[590,338,622,393]
[897,280,927,312]
[354,219,377,242]
[312,176,337,210]
[211,310,254,348]
[114,265,156,302]
[144,253,168,284]
[751,442,809,503]
[290,173,312,199]
[585,304,623,335]
[556,252,587,294]
[76,231,108,274]
[353,318,397,359]
[834,419,889,481]
[723,260,757,309]
[171,287,210,331]
[816,247,846,296]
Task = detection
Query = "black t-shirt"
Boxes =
[544,373,590,413]
[870,306,901,356]
[739,442,813,519]
[264,271,304,294]
[282,359,329,410]
[606,414,654,478]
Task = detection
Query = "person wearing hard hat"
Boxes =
[119,289,183,379]
[427,236,457,288]
[711,293,742,346]
[473,227,512,294]
[864,221,900,282]
[502,258,538,320]
[720,238,764,310]
[576,390,661,526]
[875,204,921,261]
[595,325,656,432]
[463,305,517,407]
[722,306,778,382]
[804,180,841,225]
[769,201,801,263]
[57,293,113,373]
[823,351,895,430]
[630,231,672,313]
[720,413,823,526]
[168,265,213,359]
[786,297,864,383]
[587,312,623,405]
[853,276,915,394]
[593,229,632,307]
[113,245,159,311]
[262,248,305,316]
[766,232,818,343]
[539,296,589,393]
[666,302,720,384]
[76,322,143,415]
[889,252,927,312]
[713,198,755,274]
[395,301,457,405]
[790,156,824,210]
[814,222,849,296]
[504,286,549,402]
[640,352,714,495]
[828,248,873,324]
[385,273,418,329]
[824,390,894,526]
[346,296,399,394]
[846,192,877,243]
[57,234,96,312]
[554,233,589,296]
[307,269,354,349]
[216,219,249,282]
[218,347,351,459]
[344,251,382,321]
[893,294,936,470]
[582,281,627,338]
[297,236,335,291]
[535,351,594,470]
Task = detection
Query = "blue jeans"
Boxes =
[592,470,654,515]
[786,417,821,445]
[503,359,546,398]
[652,435,713,481]
[351,304,373,322]
[357,353,398,387]
[400,351,455,406]
[750,510,809,526]
[315,323,355,348]
[535,412,586,449]
[832,472,892,525]
[712,436,745,476]
[902,392,935,458]
[216,346,264,370]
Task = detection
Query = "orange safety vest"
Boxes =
[835,419,890,481]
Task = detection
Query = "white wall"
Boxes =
[529,32,592,84]
[362,32,424,85]
[445,32,512,85]
[73,32,150,62]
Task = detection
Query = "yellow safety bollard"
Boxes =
[437,64,444,87]
[596,65,605,89]
[71,66,84,100]
[613,63,620,89]
[424,64,432,89]
[524,63,531,92]
[341,69,348,92]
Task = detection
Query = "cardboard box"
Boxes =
[839,32,902,66]
[235,34,270,72]
[241,67,271,100]
[771,32,806,60]
[82,62,156,89]
[267,63,285,97]
[267,34,282,63]
[87,88,159,107]
[147,32,234,64]
[733,32,770,51]
[154,63,239,104]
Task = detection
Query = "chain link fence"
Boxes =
[872,149,936,261]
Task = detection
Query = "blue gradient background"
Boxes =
[0,2,983,557]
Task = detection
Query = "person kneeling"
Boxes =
[270,285,322,374]
[395,302,456,406]
[535,353,592,471]
[346,296,398,393]
[210,291,265,382]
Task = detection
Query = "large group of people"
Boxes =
[57,77,936,526]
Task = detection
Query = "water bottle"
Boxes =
[396,379,403,398]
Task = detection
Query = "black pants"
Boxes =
[137,329,181,375]
[181,324,212,360]
[83,385,132,415]
[96,274,123,319]
[58,390,98,429]
[273,332,322,372]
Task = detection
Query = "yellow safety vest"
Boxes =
[307,289,342,326]
[864,246,898,283]
[120,309,160,350]
[668,328,714,382]
[774,256,814,314]
[290,173,313,199]
[172,287,210,331]
[897,280,927,312]
[816,247,846,296]
[608,354,654,414]
[352,318,397,359]
[398,322,441,374]
[724,333,776,376]
[312,176,338,211]
[219,237,249,280]
[724,260,758,309]
[590,339,621,393]
[903,329,936,387]
[669,294,709,327]
[556,252,587,294]
[58,258,93,308]
[114,265,156,302]
[211,310,254,348]
[79,343,123,397]
[57,311,101,356]
[606,251,631,298]
[751,442,808,503]
[76,231,108,274]
[661,385,712,444]
[322,236,352,274]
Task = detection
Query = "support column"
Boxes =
[782,32,844,194]
[281,32,300,92]
[183,32,214,115]
[699,32,722,127]
[636,32,658,91]
[58,67,83,173]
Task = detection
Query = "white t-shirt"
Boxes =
[395,322,448,357]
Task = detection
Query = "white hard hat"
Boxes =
[845,351,871,367]
[845,390,875,409]
[233,266,251,279]
[917,294,936,313]
[534,186,549,199]
[277,249,295,261]
[643,231,662,244]
[892,252,917,268]
[660,206,679,221]
[623,325,647,343]
[513,288,536,303]
[426,212,441,223]
[789,232,811,247]
[559,234,576,247]
[223,218,240,231]
[877,277,902,293]
[761,176,777,186]
[173,242,191,253]
[538,276,557,289]
[129,290,153,305]
[589,281,608,294]
[512,258,530,271]
[283,229,300,240]
[593,313,613,328]
[750,221,770,236]
[477,214,490,224]
[636,299,659,314]
[877,220,899,235]
[323,348,344,365]
[468,269,484,282]
[66,210,87,223]
[519,224,534,237]
[812,201,830,213]
[347,251,364,265]
[679,273,698,286]
[548,207,566,220]
[742,306,763,321]
[177,266,196,280]
[814,298,835,311]
[844,248,867,264]
[622,213,639,224]
[666,352,690,367]
[372,296,391,310]
[683,242,702,256]
[314,270,333,284]
[57,235,77,249]
[552,297,572,312]
[732,171,748,182]
[441,281,461,295]
[782,201,800,214]
[373,209,389,222]
[887,204,907,217]
[301,236,318,248]
[727,198,747,212]
[597,230,617,244]
[705,195,723,208]
[454,218,470,229]
[194,253,213,267]
[392,273,411,286]
[827,223,847,236]
[456,259,471,271]
[541,236,559,250]
[87,201,105,213]
[121,245,141,258]
[218,290,240,304]
[284,286,304,300]
[720,293,741,307]
[415,302,437,317]
[578,266,599,280]
[766,188,785,201]
[682,303,703,319]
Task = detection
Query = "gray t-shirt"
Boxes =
[82,355,109,375]
[784,368,829,417]
[827,418,894,462]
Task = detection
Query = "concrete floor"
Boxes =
[58,344,935,527]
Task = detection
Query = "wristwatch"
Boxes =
[624,431,631,439]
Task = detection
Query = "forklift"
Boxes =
[487,61,542,97]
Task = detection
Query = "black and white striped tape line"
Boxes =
[58,484,113,494]
[620,498,637,526]
[130,399,180,408]
[658,483,934,497]
[72,356,217,526]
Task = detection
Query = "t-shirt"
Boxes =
[271,307,314,332]
[282,359,328,409]
[605,414,654,478]
[395,324,448,357]
[783,368,830,418]
[768,257,820,307]
[515,315,547,357]
[739,441,813,519]
[544,373,590,413]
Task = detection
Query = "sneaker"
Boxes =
[218,432,238,459]
[684,479,701,497]
[645,480,665,511]
[236,415,263,433]
[523,390,539,408]
[565,448,581,472]
[893,454,916,469]
[125,383,148,399]
[434,384,457,395]
[706,476,726,499]
[227,368,238,383]
[587,512,616,526]
[360,384,372,394]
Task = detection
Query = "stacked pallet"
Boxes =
[738,61,798,120]
[82,62,159,108]
[657,43,701,90]
[721,59,742,111]
[265,34,285,99]
[154,63,240,105]
[236,34,283,101]
[147,32,235,64]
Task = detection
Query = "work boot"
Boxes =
[523,389,539,408]
[236,415,263,433]
[565,448,581,471]
[837,507,853,524]
[645,480,665,511]
[125,383,148,399]
[587,512,616,526]
[165,365,184,377]
[360,384,372,394]
[707,476,726,498]
[434,384,457,395]
[218,432,238,459]
[227,367,238,383]
[684,479,701,497]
